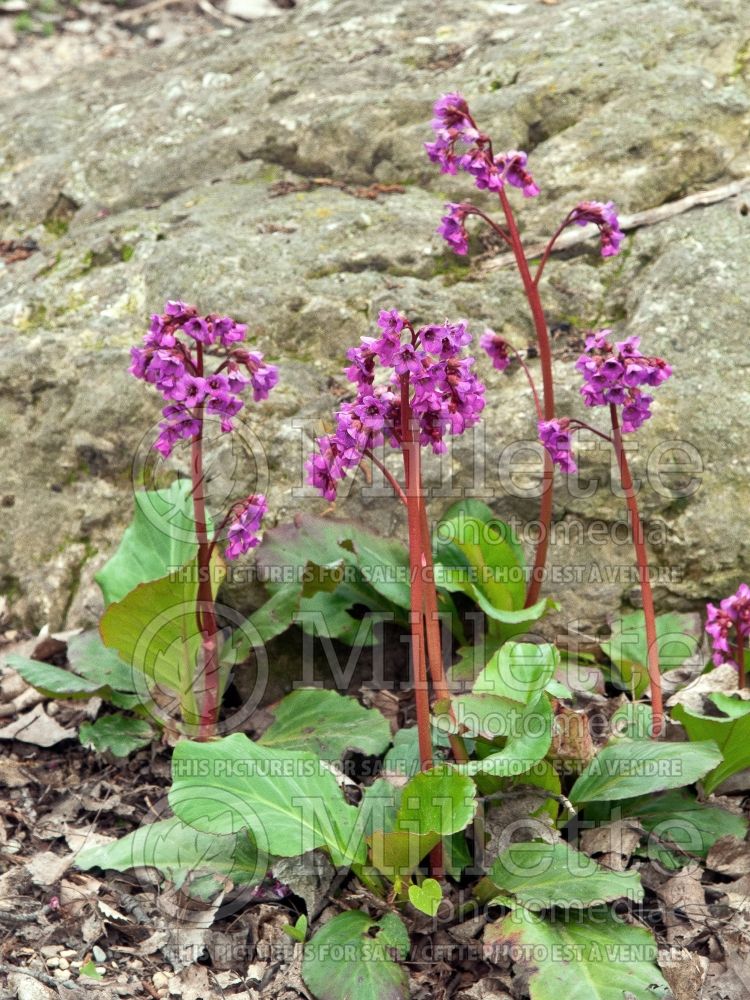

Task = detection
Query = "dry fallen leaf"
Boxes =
[658,947,708,1000]
[580,819,643,871]
[26,850,73,887]
[706,835,750,876]
[0,703,76,746]
[655,863,707,946]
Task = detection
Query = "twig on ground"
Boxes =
[480,177,750,272]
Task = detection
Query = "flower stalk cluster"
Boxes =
[707,584,750,686]
[130,301,277,739]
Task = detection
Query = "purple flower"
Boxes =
[479,330,512,372]
[213,317,246,346]
[570,201,625,258]
[539,418,577,474]
[706,584,750,668]
[575,330,671,432]
[183,317,216,345]
[172,374,208,407]
[500,151,540,198]
[437,203,471,255]
[225,494,267,560]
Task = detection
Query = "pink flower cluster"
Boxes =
[706,584,750,668]
[479,330,512,372]
[425,93,539,197]
[225,494,268,561]
[307,310,486,501]
[129,301,278,457]
[570,201,625,258]
[538,418,577,474]
[575,330,672,432]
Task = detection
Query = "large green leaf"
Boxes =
[302,910,409,1000]
[99,552,223,727]
[474,642,560,704]
[454,693,553,778]
[169,734,366,867]
[256,514,411,610]
[78,716,154,757]
[77,815,267,890]
[66,630,140,693]
[3,655,105,699]
[258,689,391,763]
[602,611,701,698]
[369,766,477,878]
[489,841,643,910]
[672,694,750,794]
[570,739,722,804]
[95,480,207,606]
[484,906,668,1000]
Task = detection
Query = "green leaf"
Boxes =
[66,630,140,693]
[221,585,303,666]
[76,815,267,889]
[256,513,411,611]
[283,914,309,942]
[369,766,477,878]
[602,611,701,698]
[613,789,748,862]
[259,689,391,763]
[78,716,153,757]
[434,507,525,609]
[474,642,560,704]
[408,878,442,916]
[79,961,103,981]
[671,695,750,794]
[382,726,452,782]
[302,910,409,1000]
[484,906,668,1000]
[95,480,207,606]
[169,734,366,867]
[455,694,553,778]
[4,655,104,698]
[99,553,223,727]
[570,739,723,804]
[489,841,643,910]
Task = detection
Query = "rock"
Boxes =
[1,0,749,635]
[224,0,283,19]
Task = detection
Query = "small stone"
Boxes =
[59,950,76,958]
[40,946,62,958]
[53,969,71,981]
[57,958,69,970]
[224,0,282,20]
[46,958,60,969]
[152,971,169,990]
[95,967,106,975]
[92,945,106,962]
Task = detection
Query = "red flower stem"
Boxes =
[363,449,408,507]
[192,344,220,742]
[463,205,513,248]
[400,378,433,774]
[568,419,614,445]
[609,404,664,738]
[417,500,469,766]
[496,188,555,607]
[736,636,746,688]
[533,213,575,286]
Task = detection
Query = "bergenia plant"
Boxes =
[307,311,480,800]
[706,583,750,685]
[539,330,672,736]
[129,300,278,739]
[426,92,625,606]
